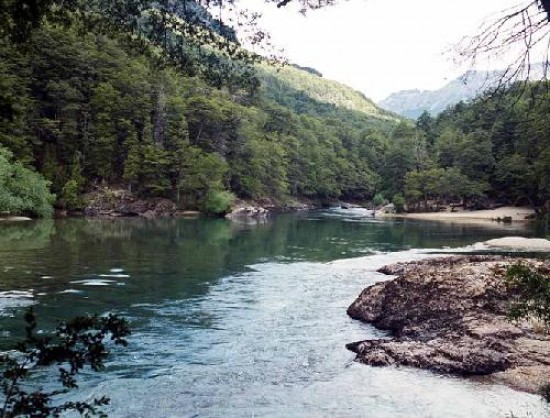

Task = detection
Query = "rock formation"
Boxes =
[347,255,550,393]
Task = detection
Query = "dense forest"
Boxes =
[402,86,550,213]
[0,1,549,217]
[0,1,401,217]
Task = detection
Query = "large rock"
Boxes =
[84,188,177,218]
[346,255,550,393]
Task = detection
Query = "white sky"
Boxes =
[243,0,529,101]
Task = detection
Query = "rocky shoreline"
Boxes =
[346,255,550,394]
[58,188,341,219]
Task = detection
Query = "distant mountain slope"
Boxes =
[378,65,546,119]
[259,63,398,122]
[378,70,502,119]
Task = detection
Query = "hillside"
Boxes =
[0,11,405,217]
[2,2,547,220]
[259,63,398,123]
[379,65,547,119]
[378,70,502,119]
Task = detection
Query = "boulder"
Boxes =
[84,188,178,218]
[347,255,550,393]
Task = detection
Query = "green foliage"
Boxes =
[202,189,235,215]
[259,63,398,122]
[432,83,550,209]
[392,194,406,213]
[3,2,548,216]
[0,308,130,417]
[0,17,401,210]
[0,147,55,218]
[505,262,550,403]
[0,0,258,90]
[60,179,82,210]
[404,167,487,210]
[373,193,385,207]
[506,263,550,326]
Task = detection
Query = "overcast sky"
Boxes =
[244,0,527,101]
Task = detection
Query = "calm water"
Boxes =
[0,210,548,417]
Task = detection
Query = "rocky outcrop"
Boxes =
[347,255,550,393]
[84,189,177,218]
[226,205,269,220]
[225,198,319,220]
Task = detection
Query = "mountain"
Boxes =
[378,70,503,119]
[259,63,398,123]
[0,16,406,217]
[378,65,546,119]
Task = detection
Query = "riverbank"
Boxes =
[0,216,32,222]
[346,253,550,395]
[62,187,330,219]
[382,206,535,225]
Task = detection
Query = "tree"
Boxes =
[0,309,130,417]
[404,168,443,210]
[458,0,550,95]
[0,146,55,218]
[505,261,550,402]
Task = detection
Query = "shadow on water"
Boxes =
[0,213,542,307]
[0,211,548,417]
[0,212,541,335]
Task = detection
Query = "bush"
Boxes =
[392,193,406,213]
[0,147,55,217]
[373,193,385,207]
[506,263,550,403]
[202,189,235,216]
[60,179,85,210]
[506,263,550,325]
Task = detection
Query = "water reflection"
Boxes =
[0,211,546,417]
[0,213,540,314]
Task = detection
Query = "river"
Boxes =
[0,210,548,417]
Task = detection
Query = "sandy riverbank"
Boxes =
[383,206,535,224]
[0,216,32,222]
[485,236,550,251]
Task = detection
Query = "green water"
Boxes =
[0,211,547,417]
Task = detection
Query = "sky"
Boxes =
[240,0,529,101]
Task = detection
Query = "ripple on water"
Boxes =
[0,290,35,316]
[70,279,116,286]
[78,249,550,418]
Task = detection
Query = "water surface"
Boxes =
[0,211,547,417]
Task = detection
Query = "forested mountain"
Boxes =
[379,65,546,119]
[0,5,402,217]
[259,63,397,122]
[0,1,548,219]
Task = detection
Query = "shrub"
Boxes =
[506,263,550,403]
[202,189,235,215]
[392,193,406,213]
[0,309,130,417]
[506,263,550,325]
[0,147,55,217]
[60,179,85,210]
[373,193,385,207]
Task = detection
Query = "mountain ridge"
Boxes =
[378,64,547,119]
[259,63,399,122]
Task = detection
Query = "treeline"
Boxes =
[2,3,548,219]
[388,85,550,212]
[0,15,401,216]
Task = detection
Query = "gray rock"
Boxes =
[347,255,550,393]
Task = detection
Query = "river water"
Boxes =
[0,210,548,417]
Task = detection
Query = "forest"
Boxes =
[0,1,549,217]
